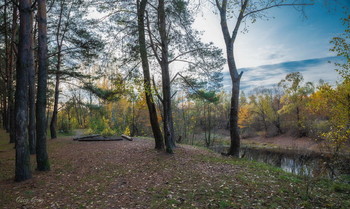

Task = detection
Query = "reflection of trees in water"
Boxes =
[210,145,349,179]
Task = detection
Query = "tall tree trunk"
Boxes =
[158,0,174,154]
[3,0,9,131]
[36,0,50,171]
[347,94,350,128]
[228,78,241,156]
[262,113,268,136]
[46,104,50,131]
[274,94,283,134]
[131,100,135,137]
[181,95,187,140]
[137,0,164,150]
[74,101,81,127]
[28,9,36,154]
[296,106,304,137]
[208,104,212,147]
[50,0,65,139]
[50,72,59,139]
[204,104,208,146]
[15,0,33,182]
[2,96,7,130]
[216,0,247,157]
[8,0,18,144]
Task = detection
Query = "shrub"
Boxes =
[58,119,72,134]
[123,126,131,136]
[101,127,116,137]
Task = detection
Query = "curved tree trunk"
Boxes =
[137,0,164,150]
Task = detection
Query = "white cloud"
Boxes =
[223,57,341,93]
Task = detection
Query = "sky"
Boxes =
[192,0,350,92]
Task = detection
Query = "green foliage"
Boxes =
[278,72,314,136]
[308,80,350,148]
[57,111,74,134]
[83,83,121,101]
[190,89,220,104]
[333,182,350,194]
[320,16,350,150]
[89,116,113,135]
[101,127,116,137]
[123,127,131,136]
[87,116,117,137]
[58,119,73,134]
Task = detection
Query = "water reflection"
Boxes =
[210,145,349,179]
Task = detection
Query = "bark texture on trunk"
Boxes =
[158,0,174,154]
[50,73,59,139]
[36,0,50,171]
[50,1,65,139]
[28,9,36,154]
[3,0,9,132]
[15,0,33,182]
[228,79,241,157]
[137,0,164,150]
[8,0,18,144]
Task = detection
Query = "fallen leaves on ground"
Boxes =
[0,136,348,208]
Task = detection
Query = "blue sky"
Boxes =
[222,56,344,91]
[193,0,349,91]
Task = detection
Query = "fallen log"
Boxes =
[121,134,133,141]
[73,134,101,141]
[77,136,123,141]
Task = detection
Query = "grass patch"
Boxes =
[333,182,350,193]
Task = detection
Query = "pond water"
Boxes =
[210,145,350,179]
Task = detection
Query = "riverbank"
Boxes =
[242,135,322,151]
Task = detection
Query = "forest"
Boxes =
[0,0,350,208]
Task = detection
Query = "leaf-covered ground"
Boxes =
[0,132,349,208]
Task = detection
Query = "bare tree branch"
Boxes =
[146,10,161,64]
[243,3,314,18]
[31,0,37,8]
[168,47,212,64]
[171,91,177,99]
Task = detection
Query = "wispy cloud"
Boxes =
[223,56,343,92]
